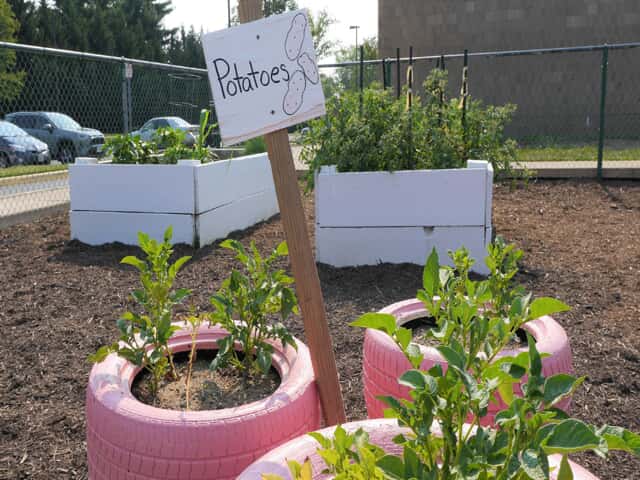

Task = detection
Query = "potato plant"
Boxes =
[209,239,297,376]
[89,227,191,396]
[268,241,640,479]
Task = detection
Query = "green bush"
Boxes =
[244,136,267,155]
[301,69,520,189]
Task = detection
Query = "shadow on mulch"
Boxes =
[0,179,639,479]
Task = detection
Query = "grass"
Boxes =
[0,163,68,179]
[517,145,640,162]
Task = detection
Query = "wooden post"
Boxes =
[237,0,346,426]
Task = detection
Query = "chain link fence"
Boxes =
[0,41,639,229]
[0,42,213,228]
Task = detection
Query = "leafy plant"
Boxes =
[264,426,386,480]
[106,133,156,164]
[157,109,217,163]
[89,227,191,396]
[300,68,521,190]
[268,240,640,479]
[209,240,298,375]
[348,243,640,479]
[244,136,267,155]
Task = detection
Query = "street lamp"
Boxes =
[349,25,360,60]
[227,0,232,27]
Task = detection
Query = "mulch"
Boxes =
[0,179,639,479]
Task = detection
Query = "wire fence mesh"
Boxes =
[0,41,639,228]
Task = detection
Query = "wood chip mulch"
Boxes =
[0,179,638,479]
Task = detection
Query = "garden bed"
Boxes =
[1,180,639,479]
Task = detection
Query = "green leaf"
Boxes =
[376,454,405,479]
[529,297,570,320]
[521,448,549,480]
[163,226,173,242]
[422,248,440,297]
[256,347,272,374]
[88,344,116,363]
[120,256,146,271]
[275,241,289,256]
[169,256,191,277]
[498,382,514,406]
[542,419,604,455]
[171,288,191,304]
[544,374,584,407]
[395,327,412,350]
[598,426,640,456]
[398,369,426,390]
[437,345,465,370]
[557,454,574,480]
[350,313,397,335]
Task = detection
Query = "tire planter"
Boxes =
[86,324,321,480]
[237,419,598,479]
[364,299,574,424]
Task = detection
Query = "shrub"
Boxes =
[244,136,267,155]
[300,69,520,189]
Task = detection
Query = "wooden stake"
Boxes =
[237,0,346,426]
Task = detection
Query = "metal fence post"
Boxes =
[597,45,609,180]
[121,59,129,133]
[359,45,364,115]
[382,58,387,89]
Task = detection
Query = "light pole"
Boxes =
[228,0,231,27]
[349,25,360,60]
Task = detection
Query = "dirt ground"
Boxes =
[1,180,639,479]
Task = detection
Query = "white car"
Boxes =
[131,117,198,146]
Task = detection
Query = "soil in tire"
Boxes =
[131,350,281,411]
[405,316,530,349]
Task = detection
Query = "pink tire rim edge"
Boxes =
[86,324,321,480]
[364,298,574,422]
[238,419,598,479]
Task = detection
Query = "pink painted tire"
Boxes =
[364,299,574,424]
[238,419,598,479]
[86,324,321,480]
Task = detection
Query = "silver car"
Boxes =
[0,120,51,168]
[131,117,198,146]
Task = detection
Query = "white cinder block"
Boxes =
[69,154,279,247]
[315,161,494,274]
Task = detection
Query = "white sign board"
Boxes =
[202,9,326,146]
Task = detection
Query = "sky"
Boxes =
[164,0,378,63]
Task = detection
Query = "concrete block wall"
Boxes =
[379,0,640,140]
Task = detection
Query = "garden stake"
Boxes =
[461,49,469,161]
[396,47,401,99]
[237,0,346,426]
[597,45,609,180]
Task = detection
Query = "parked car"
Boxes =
[131,116,198,146]
[0,120,50,168]
[5,112,105,163]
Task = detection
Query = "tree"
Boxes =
[334,36,378,91]
[0,0,25,102]
[308,8,335,60]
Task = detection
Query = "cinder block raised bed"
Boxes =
[69,153,278,247]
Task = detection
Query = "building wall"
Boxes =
[378,0,640,140]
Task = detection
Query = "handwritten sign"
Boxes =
[202,9,325,146]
